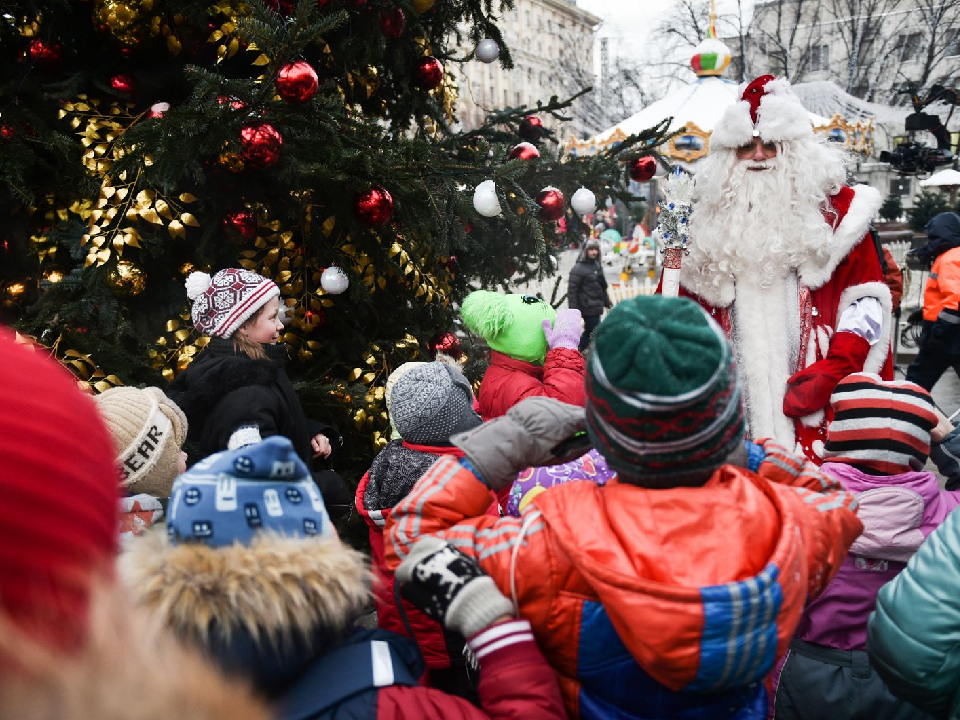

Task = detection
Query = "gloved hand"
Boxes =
[396,537,514,638]
[542,309,582,350]
[783,332,870,418]
[451,396,587,490]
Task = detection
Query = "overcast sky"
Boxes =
[576,0,752,52]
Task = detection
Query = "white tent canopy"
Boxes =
[593,76,831,149]
[919,169,960,187]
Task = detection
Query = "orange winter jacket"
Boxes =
[385,440,862,720]
[924,246,960,322]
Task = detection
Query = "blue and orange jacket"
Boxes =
[386,439,863,719]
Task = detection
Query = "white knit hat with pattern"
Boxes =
[186,269,280,339]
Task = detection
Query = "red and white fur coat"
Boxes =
[679,184,892,461]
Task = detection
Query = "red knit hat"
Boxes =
[0,329,119,648]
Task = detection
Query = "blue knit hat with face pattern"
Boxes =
[167,436,333,548]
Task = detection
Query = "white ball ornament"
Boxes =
[476,39,500,64]
[320,266,349,295]
[473,179,502,217]
[570,187,597,215]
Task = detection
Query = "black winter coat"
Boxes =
[167,338,337,466]
[567,259,610,316]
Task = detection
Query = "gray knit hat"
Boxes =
[390,362,481,445]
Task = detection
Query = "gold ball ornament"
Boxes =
[412,0,435,12]
[2,278,31,308]
[179,262,197,277]
[106,260,146,296]
[42,267,67,284]
[218,149,246,173]
[93,0,153,49]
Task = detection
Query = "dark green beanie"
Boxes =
[585,295,745,486]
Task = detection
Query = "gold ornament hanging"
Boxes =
[1,278,32,308]
[93,0,154,49]
[412,0,436,13]
[106,259,146,296]
[41,266,68,284]
[218,147,246,173]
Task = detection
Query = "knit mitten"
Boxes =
[542,309,582,350]
[451,396,587,490]
[396,537,514,638]
[783,332,870,418]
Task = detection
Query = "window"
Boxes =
[525,10,530,26]
[515,91,521,105]
[896,33,923,62]
[503,89,508,106]
[489,85,494,102]
[527,68,534,84]
[889,177,910,196]
[809,44,829,72]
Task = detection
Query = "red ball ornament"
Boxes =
[276,61,319,104]
[0,124,14,140]
[536,187,565,222]
[628,156,657,183]
[354,186,394,227]
[508,142,540,161]
[239,123,283,169]
[217,95,246,110]
[26,39,63,68]
[317,0,332,7]
[265,0,295,13]
[429,332,461,359]
[519,115,544,143]
[147,102,170,119]
[379,7,406,38]
[222,210,258,244]
[446,255,459,273]
[414,56,444,90]
[110,74,135,94]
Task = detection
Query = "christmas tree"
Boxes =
[0,0,671,478]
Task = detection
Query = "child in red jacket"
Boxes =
[356,360,485,698]
[461,290,585,420]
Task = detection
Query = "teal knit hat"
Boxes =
[586,296,745,486]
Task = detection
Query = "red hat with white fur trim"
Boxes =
[186,269,280,339]
[710,75,814,150]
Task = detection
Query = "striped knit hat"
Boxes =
[823,373,938,475]
[186,269,280,339]
[586,296,745,486]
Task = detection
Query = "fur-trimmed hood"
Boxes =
[121,530,371,693]
[0,584,272,720]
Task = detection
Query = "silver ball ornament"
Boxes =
[570,188,597,215]
[476,38,500,64]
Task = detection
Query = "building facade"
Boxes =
[455,0,601,138]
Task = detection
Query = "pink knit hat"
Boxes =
[186,269,280,338]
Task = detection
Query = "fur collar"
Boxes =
[681,184,882,306]
[120,530,371,651]
[0,584,271,720]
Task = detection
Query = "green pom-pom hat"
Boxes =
[586,295,745,486]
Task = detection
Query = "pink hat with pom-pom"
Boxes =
[185,269,279,338]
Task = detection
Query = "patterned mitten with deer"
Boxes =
[396,536,514,638]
